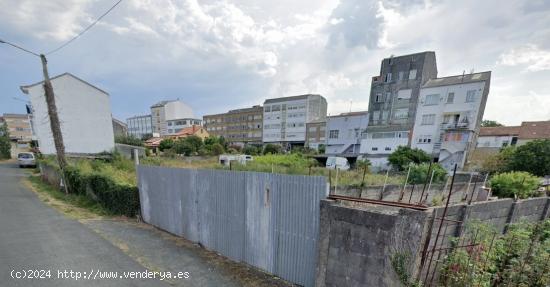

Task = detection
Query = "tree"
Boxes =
[388,146,431,171]
[489,171,539,199]
[481,120,503,127]
[407,163,447,184]
[158,139,174,152]
[481,146,515,174]
[242,145,261,155]
[356,158,371,171]
[173,136,203,156]
[263,143,281,155]
[318,144,326,154]
[0,123,11,159]
[507,139,550,177]
[210,143,224,155]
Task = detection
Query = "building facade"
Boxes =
[127,115,153,139]
[305,121,326,150]
[203,106,263,146]
[21,73,115,155]
[112,118,128,137]
[411,71,491,171]
[151,100,195,136]
[262,94,327,146]
[1,113,33,142]
[325,112,369,155]
[361,52,438,168]
[166,118,202,136]
[476,126,520,149]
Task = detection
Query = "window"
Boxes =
[409,69,417,80]
[272,105,281,112]
[264,106,271,112]
[168,122,172,126]
[393,108,408,119]
[372,147,378,151]
[447,92,455,104]
[417,135,432,144]
[375,93,384,103]
[372,110,380,121]
[424,94,440,105]
[385,147,391,151]
[397,89,412,100]
[398,71,404,81]
[329,130,339,139]
[421,114,436,125]
[386,92,392,100]
[466,90,476,102]
[372,132,395,139]
[385,73,392,82]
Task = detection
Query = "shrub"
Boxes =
[356,158,371,171]
[87,174,140,217]
[263,143,281,155]
[159,139,174,151]
[408,163,447,184]
[210,143,224,155]
[114,135,143,146]
[388,146,431,171]
[242,145,261,155]
[0,123,11,159]
[489,171,539,199]
[481,146,515,174]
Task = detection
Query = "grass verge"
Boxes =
[23,175,110,220]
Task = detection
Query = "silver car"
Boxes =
[17,152,36,168]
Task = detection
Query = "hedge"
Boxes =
[42,162,140,217]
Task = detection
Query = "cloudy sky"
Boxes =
[1,0,549,125]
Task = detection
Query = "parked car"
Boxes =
[17,152,36,168]
[326,156,350,170]
[219,154,253,166]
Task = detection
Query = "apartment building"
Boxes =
[150,100,196,136]
[262,94,327,147]
[127,115,153,139]
[361,52,438,168]
[325,111,368,155]
[166,118,202,136]
[203,105,263,146]
[305,121,326,150]
[1,113,33,142]
[411,71,491,171]
[476,126,520,149]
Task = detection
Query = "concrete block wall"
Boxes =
[316,200,431,287]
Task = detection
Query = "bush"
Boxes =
[263,143,281,155]
[114,135,143,146]
[210,143,224,155]
[87,174,140,217]
[481,146,515,174]
[242,145,261,155]
[507,140,550,177]
[489,171,540,199]
[0,123,11,159]
[408,163,447,184]
[159,139,174,152]
[388,146,431,171]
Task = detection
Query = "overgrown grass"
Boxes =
[26,175,109,218]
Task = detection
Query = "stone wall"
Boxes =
[316,200,431,287]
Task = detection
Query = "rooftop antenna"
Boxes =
[349,100,353,113]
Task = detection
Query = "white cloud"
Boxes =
[498,44,550,72]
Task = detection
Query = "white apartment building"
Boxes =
[411,71,491,171]
[166,118,202,136]
[127,115,153,139]
[262,94,327,146]
[326,112,369,154]
[20,73,115,155]
[151,100,195,136]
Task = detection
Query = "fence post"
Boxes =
[133,148,139,165]
[334,168,339,195]
[380,168,390,200]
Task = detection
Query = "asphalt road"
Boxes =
[0,162,171,287]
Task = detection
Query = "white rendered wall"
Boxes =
[27,75,115,154]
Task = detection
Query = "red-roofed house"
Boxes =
[171,125,209,140]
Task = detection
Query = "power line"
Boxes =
[45,0,123,55]
[0,39,40,57]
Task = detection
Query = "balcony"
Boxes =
[440,122,470,130]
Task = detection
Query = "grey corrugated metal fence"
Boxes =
[137,165,328,287]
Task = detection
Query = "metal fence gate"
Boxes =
[137,165,328,287]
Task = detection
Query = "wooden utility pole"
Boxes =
[40,54,69,194]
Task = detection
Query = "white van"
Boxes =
[326,156,350,170]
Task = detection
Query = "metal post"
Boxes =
[335,168,339,195]
[420,169,436,204]
[400,165,411,201]
[381,167,390,200]
[133,148,139,166]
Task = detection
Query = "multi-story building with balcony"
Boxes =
[361,52,438,168]
[263,94,327,148]
[325,111,369,155]
[411,71,491,171]
[305,120,326,150]
[1,113,33,142]
[203,105,263,146]
[166,118,202,136]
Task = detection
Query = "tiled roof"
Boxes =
[519,121,550,139]
[479,126,520,136]
[174,125,203,136]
